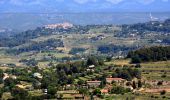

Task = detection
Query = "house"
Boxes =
[3,73,9,80]
[33,73,43,79]
[87,65,95,72]
[100,89,109,95]
[87,81,101,88]
[3,73,17,80]
[106,78,126,85]
[44,89,47,94]
[45,22,73,29]
[88,65,95,69]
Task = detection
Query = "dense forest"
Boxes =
[6,39,64,55]
[98,44,138,54]
[127,46,170,63]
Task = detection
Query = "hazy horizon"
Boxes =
[0,0,170,13]
[0,12,170,31]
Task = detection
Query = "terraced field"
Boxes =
[141,61,170,81]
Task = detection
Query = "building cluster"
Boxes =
[45,22,73,29]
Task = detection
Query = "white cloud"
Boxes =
[8,0,43,5]
[0,0,169,6]
[106,0,124,4]
[73,0,97,4]
[136,0,155,4]
[73,0,89,4]
[55,0,64,2]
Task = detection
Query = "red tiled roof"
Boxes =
[101,89,108,93]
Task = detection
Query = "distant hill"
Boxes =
[0,18,170,55]
[0,12,170,31]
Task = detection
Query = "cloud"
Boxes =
[2,0,43,5]
[1,0,169,6]
[106,0,124,4]
[136,0,155,4]
[73,0,97,4]
[73,0,89,4]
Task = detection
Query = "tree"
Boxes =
[120,71,132,81]
[157,81,163,85]
[131,55,141,63]
[26,58,38,66]
[98,59,104,66]
[111,86,131,94]
[4,78,17,90]
[161,74,167,78]
[128,46,170,63]
[112,72,118,78]
[99,80,106,88]
[0,88,4,98]
[93,88,101,96]
[106,56,112,62]
[11,87,28,100]
[47,85,57,96]
[135,64,141,68]
[77,80,85,85]
[58,70,67,86]
[133,69,141,79]
[0,69,3,84]
[160,90,166,95]
[132,81,136,89]
[87,56,98,66]
[138,80,142,88]
[78,88,89,96]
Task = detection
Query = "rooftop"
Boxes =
[106,78,125,81]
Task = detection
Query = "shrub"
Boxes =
[111,86,131,94]
[160,90,166,95]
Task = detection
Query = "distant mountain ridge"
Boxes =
[0,12,170,31]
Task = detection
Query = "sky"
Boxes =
[0,0,170,13]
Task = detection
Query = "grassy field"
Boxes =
[28,90,43,97]
[141,60,170,81]
[0,67,12,71]
[105,93,170,100]
[31,35,60,42]
[0,56,22,66]
[1,92,13,100]
[141,61,170,68]
[105,59,133,66]
[105,59,170,82]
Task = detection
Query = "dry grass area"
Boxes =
[31,35,60,42]
[38,61,49,69]
[0,54,23,66]
[105,59,133,66]
[141,60,170,81]
[141,61,170,68]
[0,67,12,71]
[29,90,43,97]
[1,92,13,100]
